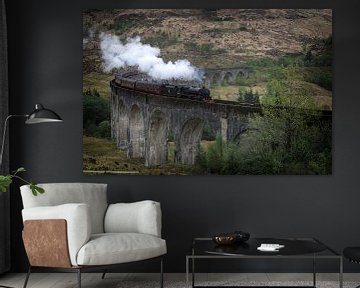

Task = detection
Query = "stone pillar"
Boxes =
[113,94,129,150]
[220,117,228,142]
[145,110,168,167]
[129,105,145,158]
[176,118,204,165]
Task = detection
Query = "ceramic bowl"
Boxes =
[212,233,237,245]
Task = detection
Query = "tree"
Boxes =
[83,88,110,138]
[195,65,331,175]
[238,87,260,105]
[239,65,331,174]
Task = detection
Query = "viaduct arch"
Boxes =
[110,81,261,167]
[204,67,251,87]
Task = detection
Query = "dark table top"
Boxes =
[191,238,339,257]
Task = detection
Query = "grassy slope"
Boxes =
[83,72,113,98]
[83,136,197,175]
[211,84,267,101]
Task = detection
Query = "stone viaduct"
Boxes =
[110,81,260,167]
[204,67,251,87]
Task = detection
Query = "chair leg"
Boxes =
[160,257,164,288]
[77,268,81,288]
[101,270,107,279]
[23,266,31,288]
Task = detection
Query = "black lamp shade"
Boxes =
[25,104,63,124]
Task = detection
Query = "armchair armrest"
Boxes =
[104,200,162,237]
[22,203,91,266]
[23,219,71,268]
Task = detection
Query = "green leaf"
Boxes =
[35,186,45,194]
[15,167,26,173]
[30,181,44,196]
[0,167,45,196]
[0,175,13,192]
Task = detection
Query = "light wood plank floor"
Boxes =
[1,273,360,288]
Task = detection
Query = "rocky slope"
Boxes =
[83,9,332,70]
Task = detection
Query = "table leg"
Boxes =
[339,257,343,288]
[192,257,195,288]
[313,254,316,287]
[186,257,189,288]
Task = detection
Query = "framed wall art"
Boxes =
[83,9,332,175]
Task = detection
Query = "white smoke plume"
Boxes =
[99,33,203,81]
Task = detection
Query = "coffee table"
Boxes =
[186,237,343,288]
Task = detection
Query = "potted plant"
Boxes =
[0,167,44,196]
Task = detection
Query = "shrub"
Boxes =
[143,33,179,48]
[113,17,138,34]
[304,36,332,67]
[196,136,224,174]
[185,42,226,55]
[305,53,332,67]
[247,55,305,68]
[202,124,216,141]
[201,9,218,20]
[196,136,242,174]
[83,88,110,138]
[305,70,332,90]
[238,88,260,105]
[247,57,276,67]
[277,55,304,67]
[96,120,111,139]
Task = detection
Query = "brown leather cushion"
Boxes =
[23,219,71,268]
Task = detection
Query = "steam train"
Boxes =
[114,72,212,102]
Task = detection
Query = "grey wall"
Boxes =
[5,0,360,273]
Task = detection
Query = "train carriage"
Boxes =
[114,72,212,103]
[135,81,162,95]
[120,78,136,90]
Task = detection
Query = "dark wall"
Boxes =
[5,0,360,273]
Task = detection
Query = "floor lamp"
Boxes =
[0,103,62,288]
[0,103,63,167]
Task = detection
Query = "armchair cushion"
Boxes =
[20,183,108,234]
[104,200,162,237]
[76,233,167,266]
[22,203,91,266]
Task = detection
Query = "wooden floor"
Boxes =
[0,273,359,288]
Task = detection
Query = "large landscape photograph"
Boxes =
[83,9,332,175]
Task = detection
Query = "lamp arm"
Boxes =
[0,114,28,169]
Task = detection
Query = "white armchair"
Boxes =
[20,183,166,288]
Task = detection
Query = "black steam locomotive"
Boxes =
[114,73,212,102]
